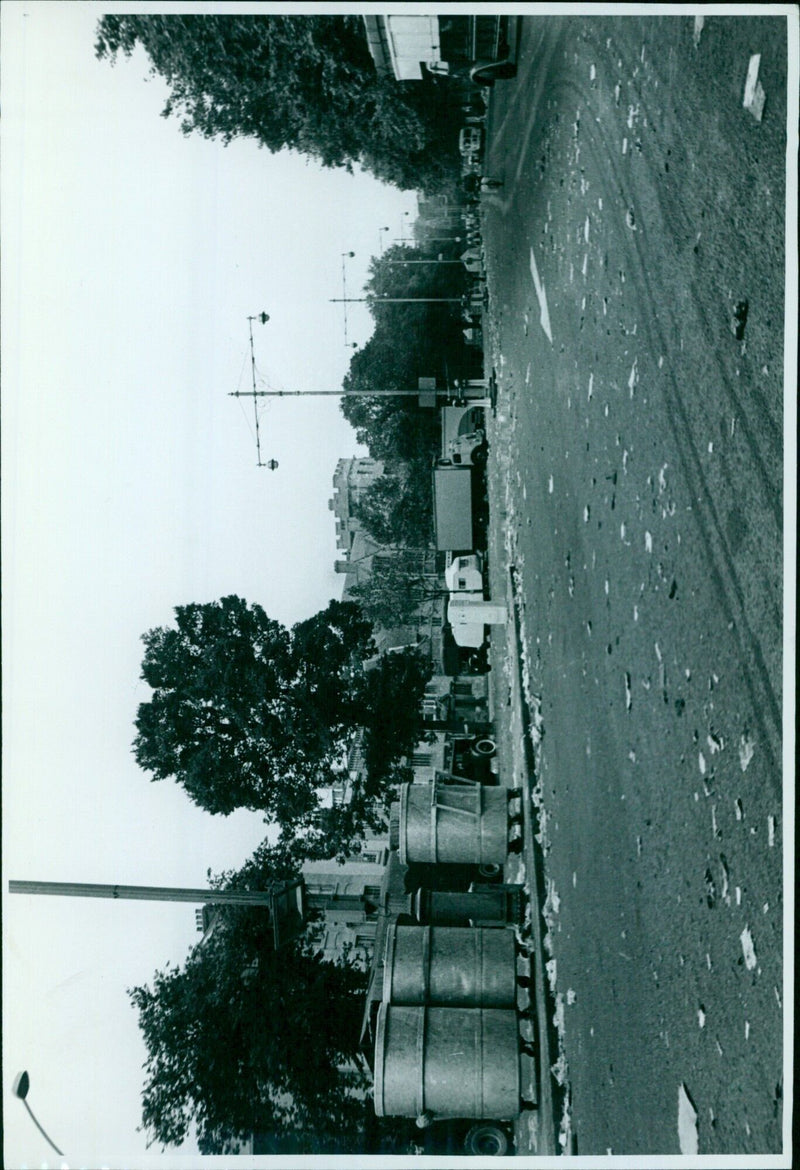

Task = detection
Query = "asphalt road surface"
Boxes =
[481,14,788,1156]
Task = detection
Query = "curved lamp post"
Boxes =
[13,1071,64,1157]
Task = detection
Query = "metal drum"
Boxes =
[394,782,507,867]
[382,921,516,1008]
[374,1004,520,1120]
[413,886,516,927]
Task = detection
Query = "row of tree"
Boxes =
[340,243,475,563]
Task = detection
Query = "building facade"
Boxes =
[302,845,390,969]
[329,456,385,556]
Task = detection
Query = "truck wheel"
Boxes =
[472,737,497,758]
[472,443,488,468]
[478,862,502,880]
[464,1123,509,1156]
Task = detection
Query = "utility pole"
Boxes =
[10,879,375,938]
[9,878,308,946]
[330,296,462,304]
[231,387,445,399]
[10,879,289,906]
[382,259,465,265]
[245,313,278,469]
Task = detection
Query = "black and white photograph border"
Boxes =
[1,3,796,1168]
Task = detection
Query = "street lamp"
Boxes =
[378,226,390,252]
[244,313,279,469]
[12,1070,65,1157]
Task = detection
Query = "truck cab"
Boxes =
[445,553,484,595]
[440,405,487,468]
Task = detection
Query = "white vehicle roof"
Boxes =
[444,553,482,591]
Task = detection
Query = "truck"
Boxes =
[445,552,484,595]
[440,405,487,468]
[444,552,507,649]
[447,596,508,648]
[433,464,473,552]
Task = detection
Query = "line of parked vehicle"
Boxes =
[361,387,533,1155]
[434,402,508,652]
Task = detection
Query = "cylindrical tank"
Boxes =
[413,887,512,927]
[394,782,507,867]
[382,921,516,1007]
[374,1004,520,1120]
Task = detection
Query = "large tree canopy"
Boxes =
[129,903,369,1150]
[361,648,434,784]
[94,14,462,190]
[290,598,375,730]
[135,596,370,819]
[133,596,430,846]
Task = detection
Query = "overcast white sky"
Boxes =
[1,3,417,1165]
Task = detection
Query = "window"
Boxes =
[361,851,378,864]
[309,882,337,897]
[363,885,381,901]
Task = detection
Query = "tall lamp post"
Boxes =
[12,1071,64,1157]
[244,312,279,470]
[340,251,356,349]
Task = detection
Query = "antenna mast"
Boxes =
[245,312,278,469]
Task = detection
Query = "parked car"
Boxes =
[458,125,483,158]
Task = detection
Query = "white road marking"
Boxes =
[530,247,553,343]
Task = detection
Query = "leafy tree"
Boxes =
[349,554,438,629]
[94,14,462,191]
[129,903,369,1150]
[290,599,375,729]
[208,838,305,893]
[350,465,432,549]
[134,596,366,821]
[361,648,434,784]
[340,246,471,462]
[134,596,431,850]
[339,246,481,545]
